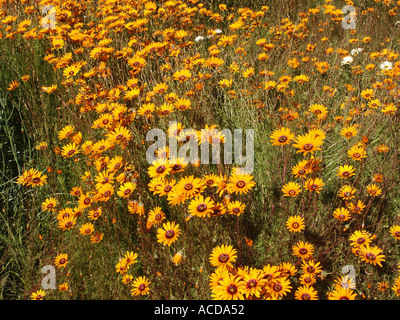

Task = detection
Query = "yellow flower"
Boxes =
[173,69,191,82]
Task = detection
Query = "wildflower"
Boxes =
[366,184,382,197]
[380,61,393,71]
[131,276,151,296]
[333,207,351,221]
[270,127,295,146]
[328,287,357,300]
[54,254,69,268]
[292,241,314,260]
[209,245,237,268]
[337,165,356,179]
[31,290,46,300]
[295,286,318,300]
[41,197,58,212]
[226,174,256,195]
[293,132,324,155]
[341,56,353,65]
[172,251,184,266]
[282,182,302,197]
[389,225,400,240]
[338,185,357,200]
[79,223,94,236]
[211,273,245,300]
[286,215,305,233]
[156,222,181,246]
[188,196,215,218]
[359,245,385,267]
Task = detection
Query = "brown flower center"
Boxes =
[356,237,365,244]
[299,248,308,255]
[218,253,229,263]
[227,284,238,294]
[247,279,257,288]
[278,135,288,143]
[156,165,166,174]
[273,283,282,292]
[138,284,146,291]
[165,229,175,239]
[172,164,182,171]
[184,183,193,191]
[303,143,313,151]
[32,177,41,184]
[366,252,376,261]
[197,204,207,212]
[307,266,315,273]
[236,180,246,188]
[302,293,311,300]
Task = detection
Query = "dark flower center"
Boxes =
[165,229,175,239]
[357,237,365,244]
[303,143,313,151]
[307,266,315,273]
[299,248,308,255]
[156,165,166,173]
[138,284,146,291]
[278,135,288,143]
[172,164,182,171]
[247,279,257,288]
[227,284,237,294]
[273,283,282,292]
[184,183,193,190]
[366,252,376,261]
[302,293,311,300]
[197,204,207,212]
[236,181,246,188]
[218,253,229,263]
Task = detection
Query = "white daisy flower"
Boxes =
[380,61,393,71]
[350,48,363,56]
[195,36,204,42]
[341,56,353,65]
